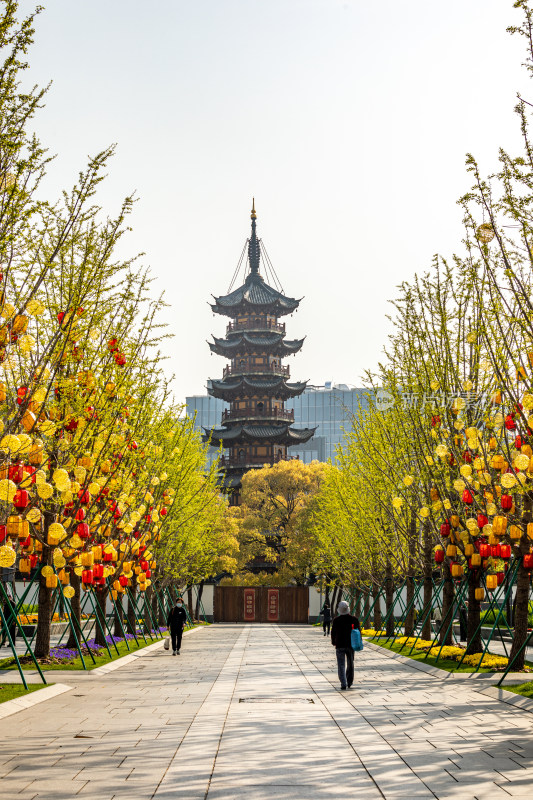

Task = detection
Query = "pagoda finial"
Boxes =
[248,198,260,276]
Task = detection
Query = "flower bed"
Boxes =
[389,636,515,672]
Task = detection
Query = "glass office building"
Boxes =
[186,383,368,465]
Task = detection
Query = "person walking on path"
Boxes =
[321,601,331,636]
[167,598,187,655]
[331,599,360,690]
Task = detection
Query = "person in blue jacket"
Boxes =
[331,600,360,690]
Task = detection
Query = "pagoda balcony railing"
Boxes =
[222,407,294,423]
[222,363,290,379]
[226,320,285,335]
[219,453,299,468]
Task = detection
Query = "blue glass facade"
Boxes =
[186,384,368,465]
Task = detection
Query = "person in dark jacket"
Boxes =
[321,601,332,636]
[331,599,360,690]
[167,598,187,655]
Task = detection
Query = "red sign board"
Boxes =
[267,588,279,621]
[244,588,255,621]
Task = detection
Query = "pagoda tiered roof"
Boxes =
[204,423,316,447]
[208,331,304,357]
[208,375,308,401]
[211,272,301,318]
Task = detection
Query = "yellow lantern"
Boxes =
[510,525,522,540]
[45,574,58,589]
[475,588,485,601]
[493,516,508,535]
[470,553,482,567]
[446,544,457,557]
[19,557,31,573]
[451,564,463,578]
[486,575,498,590]
[464,544,474,557]
[6,515,24,538]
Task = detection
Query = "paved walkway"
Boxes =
[2,625,533,800]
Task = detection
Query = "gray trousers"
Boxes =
[336,647,354,687]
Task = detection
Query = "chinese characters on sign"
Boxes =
[244,588,255,621]
[267,588,279,621]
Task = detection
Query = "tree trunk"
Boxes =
[114,593,124,637]
[421,521,433,641]
[34,543,53,658]
[143,585,153,634]
[158,585,167,627]
[187,586,194,621]
[152,586,159,631]
[66,571,82,649]
[363,588,370,624]
[509,561,531,671]
[465,569,482,654]
[404,577,415,636]
[354,588,361,618]
[372,582,382,630]
[404,514,417,636]
[127,585,137,634]
[384,559,395,637]
[195,580,205,621]
[94,586,108,647]
[439,563,454,646]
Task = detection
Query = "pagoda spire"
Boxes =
[248,198,260,276]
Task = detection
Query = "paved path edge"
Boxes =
[0,624,205,683]
[365,639,528,682]
[0,682,72,720]
[479,684,533,714]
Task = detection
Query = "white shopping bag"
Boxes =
[164,637,170,651]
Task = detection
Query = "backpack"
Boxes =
[351,628,363,651]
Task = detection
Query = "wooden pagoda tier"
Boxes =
[204,201,315,499]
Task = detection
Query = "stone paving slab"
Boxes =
[3,623,533,798]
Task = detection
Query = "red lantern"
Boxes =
[462,489,474,505]
[13,489,29,509]
[82,569,93,584]
[30,554,39,568]
[23,465,36,483]
[119,575,128,587]
[77,522,90,538]
[160,507,167,516]
[78,490,90,505]
[103,551,113,562]
[479,543,491,558]
[491,544,501,558]
[75,509,86,521]
[114,352,126,366]
[477,513,488,529]
[462,450,473,463]
[500,544,511,559]
[505,415,517,431]
[93,564,103,579]
[140,559,149,571]
[501,495,513,511]
[524,554,533,569]
[515,435,523,450]
[0,525,6,543]
[497,571,505,585]
[108,338,119,352]
[145,569,151,578]
[20,534,31,549]
[8,464,24,483]
[435,549,445,564]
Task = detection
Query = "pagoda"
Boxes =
[205,201,315,504]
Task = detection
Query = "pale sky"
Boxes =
[20,0,528,401]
